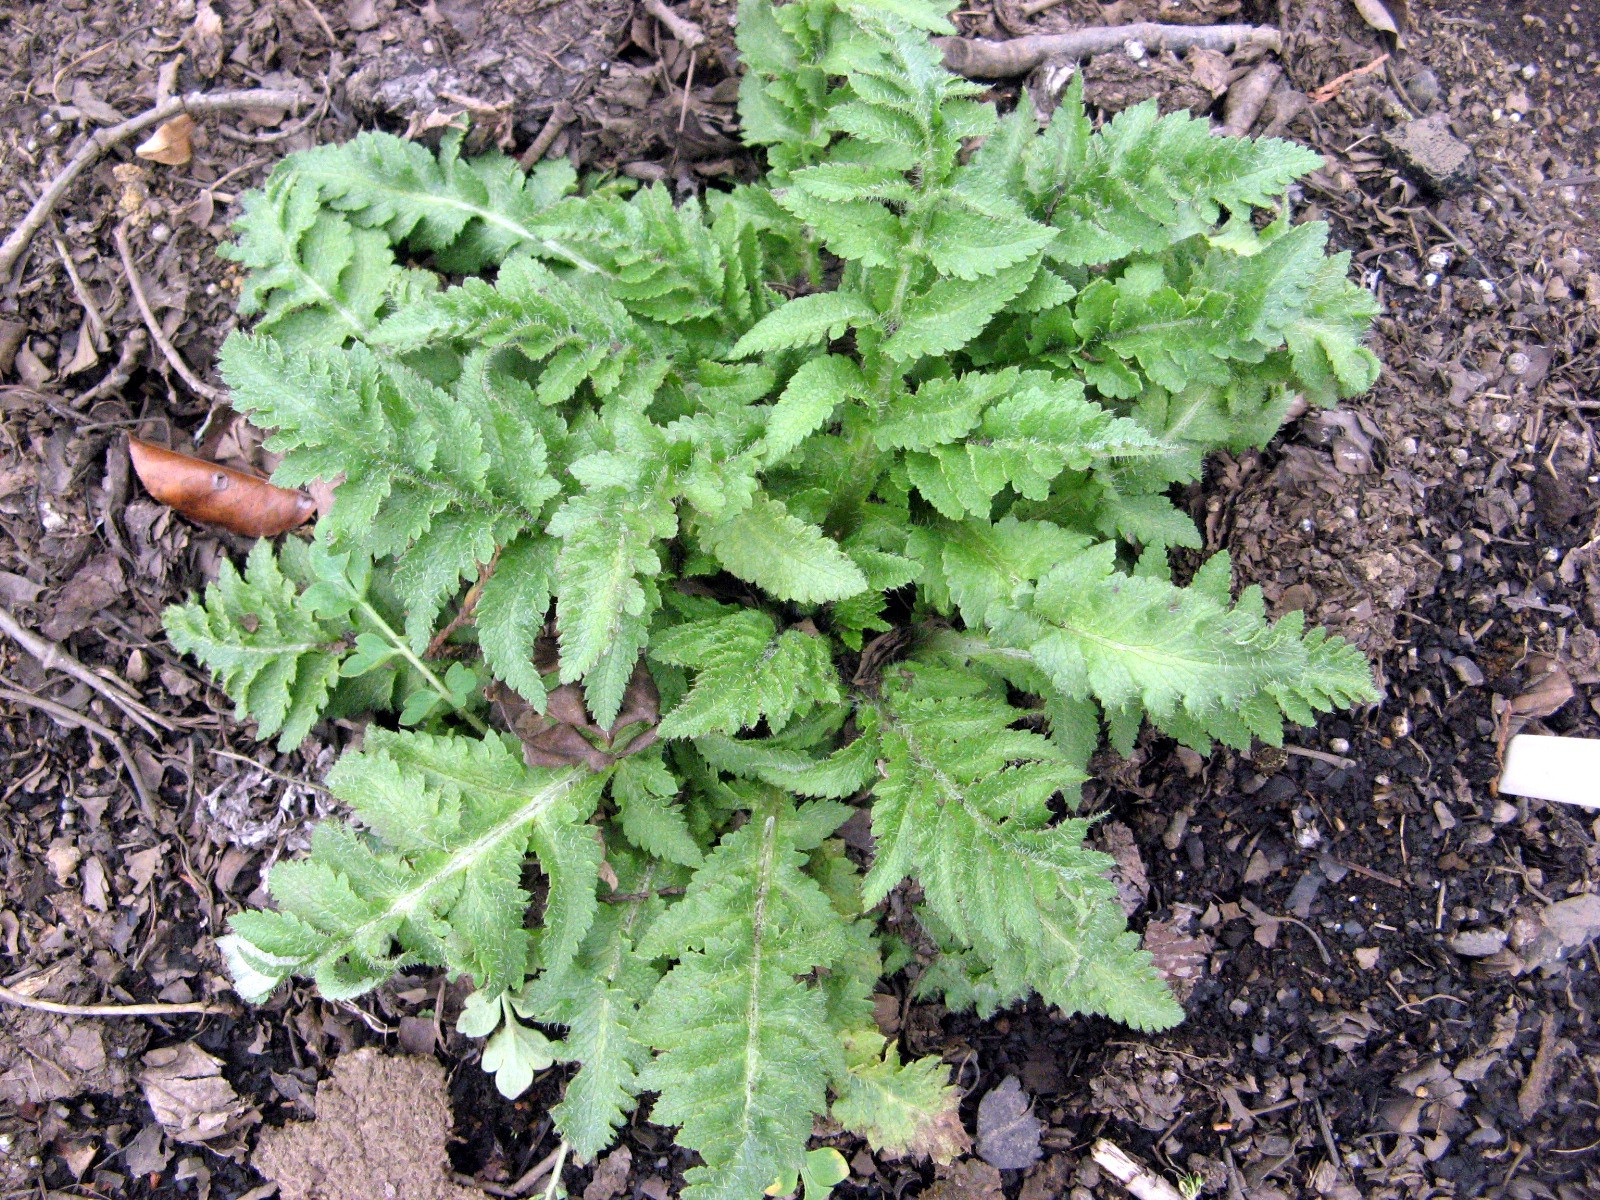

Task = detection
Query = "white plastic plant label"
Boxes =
[1499,735,1600,810]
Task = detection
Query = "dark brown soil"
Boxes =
[1,0,1597,1198]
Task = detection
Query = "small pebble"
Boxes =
[1448,927,1508,956]
[1329,737,1351,754]
[1491,800,1519,824]
[1449,656,1485,685]
[1390,714,1411,738]
[1404,67,1441,108]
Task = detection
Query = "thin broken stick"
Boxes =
[0,602,172,737]
[642,0,705,49]
[0,87,308,283]
[1090,1139,1186,1200]
[935,22,1282,79]
[1309,52,1391,105]
[1283,743,1356,770]
[0,682,158,820]
[77,326,148,406]
[113,223,226,404]
[0,980,229,1018]
[1219,61,1282,137]
[518,100,574,169]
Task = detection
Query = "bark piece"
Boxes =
[1383,114,1476,194]
[253,1048,480,1200]
[936,23,1282,79]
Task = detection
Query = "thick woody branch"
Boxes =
[935,23,1283,79]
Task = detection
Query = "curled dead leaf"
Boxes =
[135,114,196,166]
[1350,0,1400,35]
[129,436,314,537]
[490,654,659,771]
[1512,656,1575,720]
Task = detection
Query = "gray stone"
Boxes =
[1385,114,1477,194]
[1403,67,1442,110]
[1448,927,1508,957]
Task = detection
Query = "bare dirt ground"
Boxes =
[1,0,1598,1197]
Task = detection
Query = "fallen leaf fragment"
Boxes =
[1143,904,1213,1001]
[922,1159,1003,1200]
[1511,656,1575,719]
[1349,0,1399,35]
[584,1146,632,1200]
[975,1077,1043,1170]
[139,1043,257,1147]
[135,114,196,166]
[129,436,314,537]
[1097,820,1148,916]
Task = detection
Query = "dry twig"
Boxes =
[1220,62,1282,136]
[0,602,172,737]
[424,553,499,658]
[642,0,705,48]
[213,97,329,146]
[77,329,146,407]
[935,23,1282,79]
[0,87,308,283]
[1309,52,1391,105]
[1090,1139,1186,1200]
[518,101,575,169]
[0,979,229,1018]
[0,682,158,819]
[1283,743,1356,769]
[113,223,227,405]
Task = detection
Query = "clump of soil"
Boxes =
[253,1048,480,1200]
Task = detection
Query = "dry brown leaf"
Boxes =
[61,317,102,376]
[1349,0,1399,35]
[1096,820,1148,917]
[136,114,196,166]
[129,437,314,537]
[139,1043,257,1146]
[1187,47,1232,98]
[491,655,659,771]
[1511,657,1575,719]
[583,1147,633,1200]
[975,1077,1043,1171]
[191,0,225,77]
[1142,904,1212,1001]
[921,1159,1003,1200]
